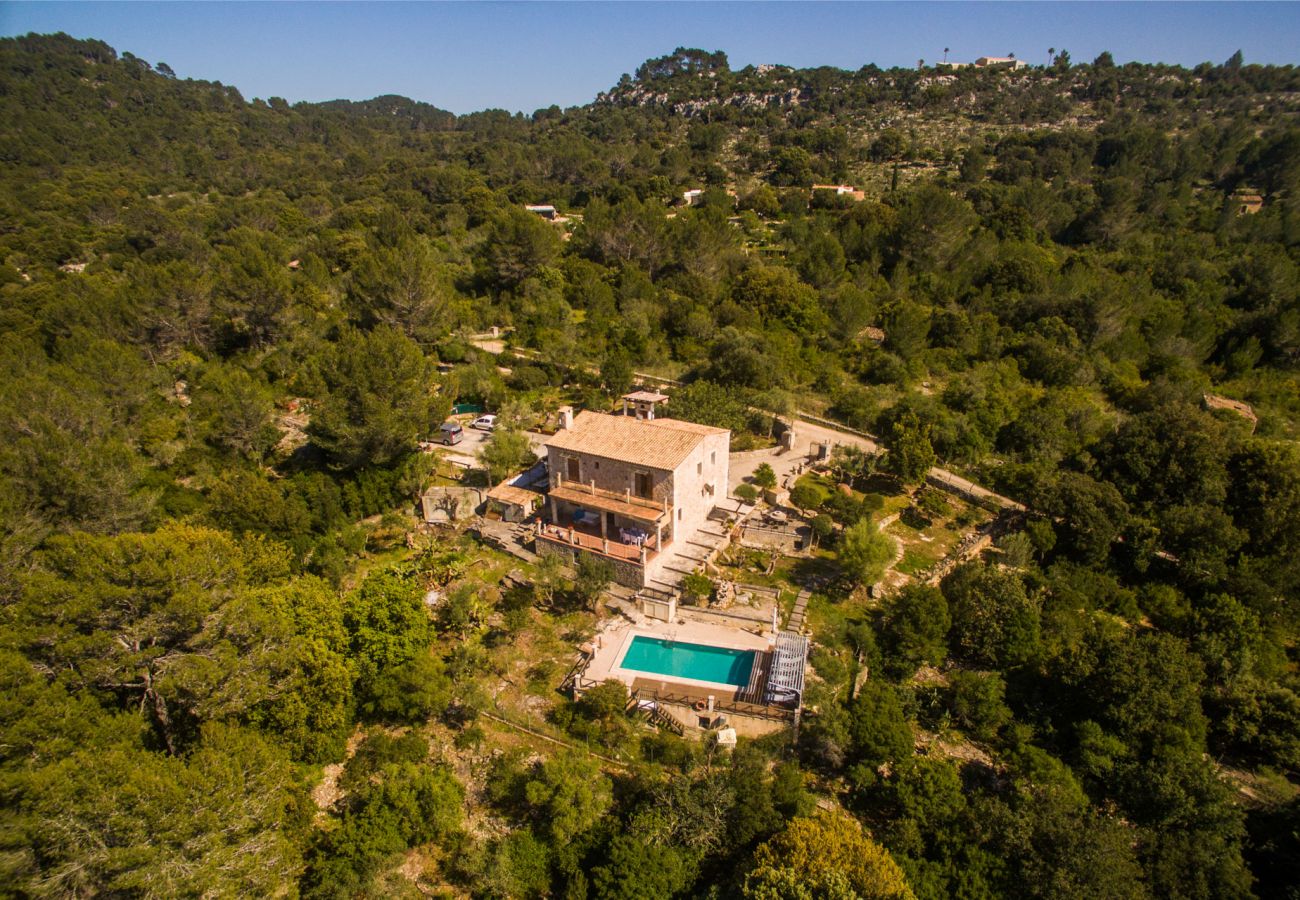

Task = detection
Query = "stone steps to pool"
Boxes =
[633,700,686,736]
[786,589,811,632]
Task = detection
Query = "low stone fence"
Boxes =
[738,521,811,553]
[913,509,1025,585]
[925,470,1024,513]
[420,487,484,523]
[534,532,647,588]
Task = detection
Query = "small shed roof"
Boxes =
[487,484,539,508]
[623,390,669,403]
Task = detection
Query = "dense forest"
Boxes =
[2,32,1300,898]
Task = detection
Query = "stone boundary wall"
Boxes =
[421,487,485,522]
[534,536,646,588]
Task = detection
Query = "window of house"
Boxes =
[566,457,580,481]
[697,461,702,475]
[635,472,652,499]
[678,508,683,521]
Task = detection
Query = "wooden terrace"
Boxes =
[536,521,663,563]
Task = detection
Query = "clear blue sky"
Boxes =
[2,2,1297,114]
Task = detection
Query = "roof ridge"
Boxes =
[545,410,724,470]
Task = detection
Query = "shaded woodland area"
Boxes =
[2,33,1300,898]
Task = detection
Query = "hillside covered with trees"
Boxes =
[2,32,1300,898]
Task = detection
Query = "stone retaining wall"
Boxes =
[534,536,647,588]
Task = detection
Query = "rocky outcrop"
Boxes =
[597,85,808,117]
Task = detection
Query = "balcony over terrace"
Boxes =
[548,474,670,525]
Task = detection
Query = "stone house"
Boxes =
[1231,191,1264,215]
[811,183,866,202]
[536,402,730,589]
[974,56,1029,70]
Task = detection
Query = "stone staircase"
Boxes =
[474,519,539,563]
[631,697,686,735]
[787,589,811,632]
[646,518,733,593]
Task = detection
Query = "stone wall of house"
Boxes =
[547,447,675,510]
[421,487,484,523]
[670,431,731,535]
[534,535,647,588]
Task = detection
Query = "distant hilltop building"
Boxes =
[936,56,1029,71]
[975,56,1029,70]
[524,204,558,220]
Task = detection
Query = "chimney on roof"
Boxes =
[557,406,574,430]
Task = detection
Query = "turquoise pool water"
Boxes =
[620,636,755,686]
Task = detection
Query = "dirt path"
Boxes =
[478,710,632,772]
[791,417,1023,512]
[310,728,366,821]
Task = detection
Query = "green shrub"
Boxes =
[681,571,714,604]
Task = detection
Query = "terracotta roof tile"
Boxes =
[545,411,726,471]
[487,484,539,507]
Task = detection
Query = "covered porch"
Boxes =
[542,482,673,564]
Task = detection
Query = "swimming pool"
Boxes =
[619,635,756,687]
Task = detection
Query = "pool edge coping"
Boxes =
[610,630,767,695]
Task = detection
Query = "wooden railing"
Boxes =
[552,473,666,515]
[536,523,660,563]
[561,653,593,695]
[632,687,797,723]
[573,676,797,724]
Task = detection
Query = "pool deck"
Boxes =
[582,616,774,698]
